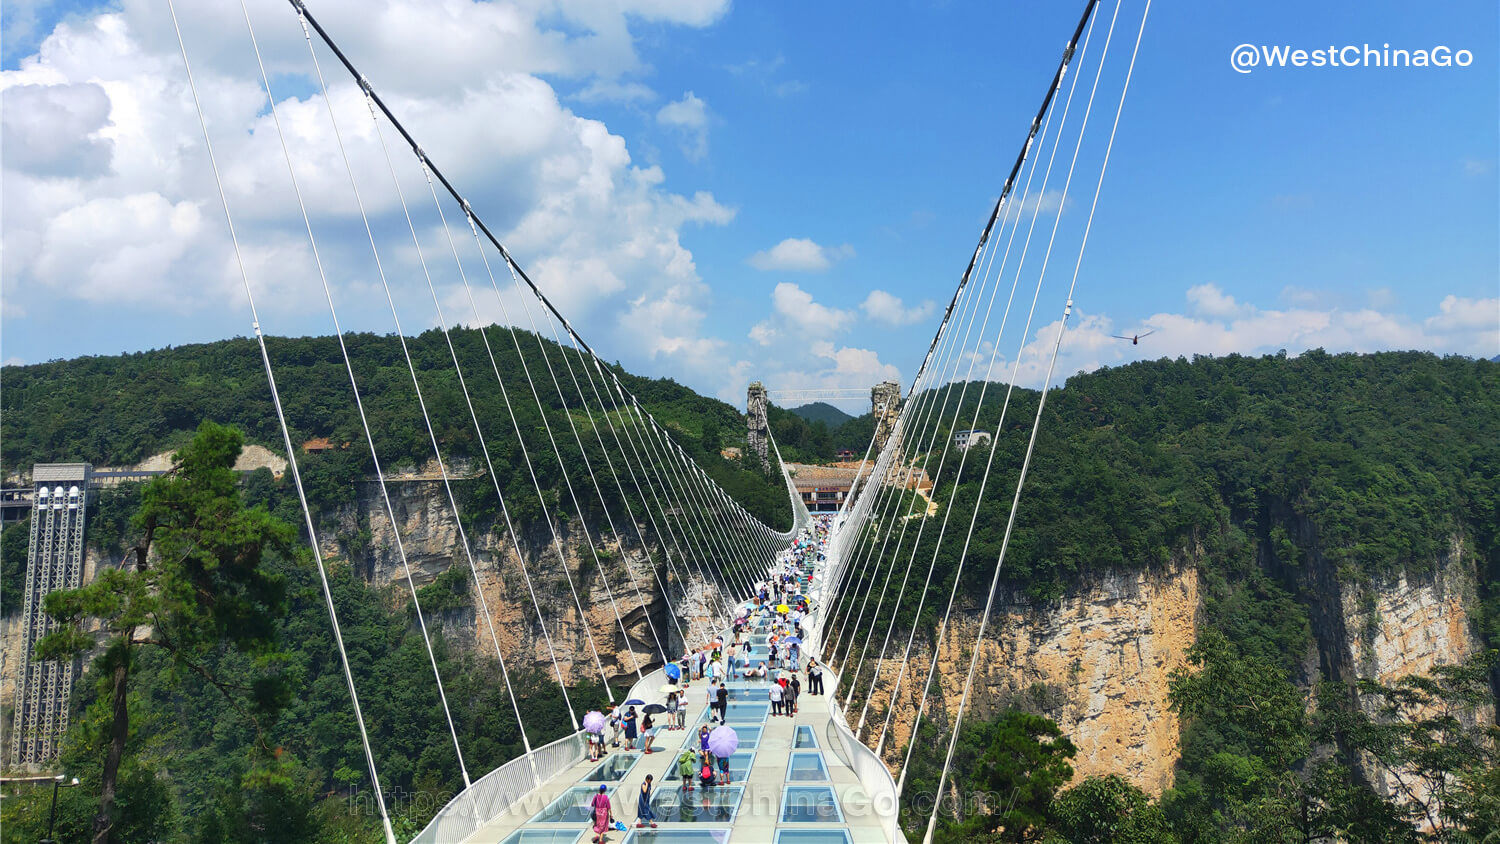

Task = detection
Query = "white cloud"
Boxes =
[861,289,935,326]
[656,91,709,161]
[748,342,902,414]
[1,0,736,373]
[969,287,1500,390]
[1007,188,1067,218]
[1186,283,1252,319]
[748,282,853,347]
[1,82,114,177]
[1425,295,1499,333]
[747,237,853,272]
[724,54,806,97]
[32,193,203,301]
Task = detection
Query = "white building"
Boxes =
[955,429,992,450]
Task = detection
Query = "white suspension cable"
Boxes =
[841,203,1020,717]
[194,2,395,837]
[825,273,982,671]
[849,143,1037,732]
[587,364,721,650]
[493,267,645,680]
[867,47,1072,754]
[355,100,577,740]
[631,404,748,624]
[559,337,699,655]
[293,8,473,788]
[896,0,1111,788]
[921,4,1147,839]
[529,287,673,668]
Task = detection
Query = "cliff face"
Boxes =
[1342,539,1486,695]
[1338,540,1492,801]
[323,480,722,688]
[865,562,1200,795]
[849,534,1491,799]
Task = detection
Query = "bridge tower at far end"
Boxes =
[871,380,901,454]
[746,381,770,471]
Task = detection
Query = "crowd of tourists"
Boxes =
[587,516,832,842]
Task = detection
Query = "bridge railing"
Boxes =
[410,664,671,843]
[409,729,586,844]
[822,667,905,842]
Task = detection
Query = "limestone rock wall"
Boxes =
[864,563,1199,796]
[1343,539,1486,690]
[1340,540,1491,802]
[323,480,720,688]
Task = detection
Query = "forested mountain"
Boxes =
[825,350,1500,841]
[0,327,792,528]
[788,401,855,428]
[1,330,796,841]
[2,346,1496,842]
[766,403,876,463]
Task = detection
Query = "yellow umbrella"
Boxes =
[776,604,790,613]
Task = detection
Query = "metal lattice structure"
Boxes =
[10,463,91,768]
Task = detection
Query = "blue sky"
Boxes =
[3,0,1496,412]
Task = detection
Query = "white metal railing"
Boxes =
[409,730,586,844]
[625,667,669,710]
[821,666,905,841]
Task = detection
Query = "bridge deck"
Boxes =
[458,528,899,844]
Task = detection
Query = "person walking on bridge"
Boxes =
[635,774,658,829]
[589,784,614,843]
[623,706,639,750]
[641,711,657,754]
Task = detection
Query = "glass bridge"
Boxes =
[411,518,901,844]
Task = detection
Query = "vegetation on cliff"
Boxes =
[0,327,793,536]
[3,426,609,841]
[851,350,1499,842]
[907,643,1498,842]
[4,345,1497,842]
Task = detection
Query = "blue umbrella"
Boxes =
[624,698,646,706]
[665,663,682,681]
[782,636,802,646]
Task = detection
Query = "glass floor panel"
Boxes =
[735,664,776,681]
[780,786,844,823]
[721,685,769,701]
[530,786,614,824]
[786,752,830,782]
[774,831,853,844]
[794,726,817,748]
[663,751,755,782]
[697,702,770,724]
[682,725,761,749]
[581,752,641,782]
[623,830,731,844]
[650,785,745,823]
[501,832,584,844]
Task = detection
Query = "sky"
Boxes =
[2,0,1497,413]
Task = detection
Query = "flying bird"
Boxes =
[1110,329,1156,345]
